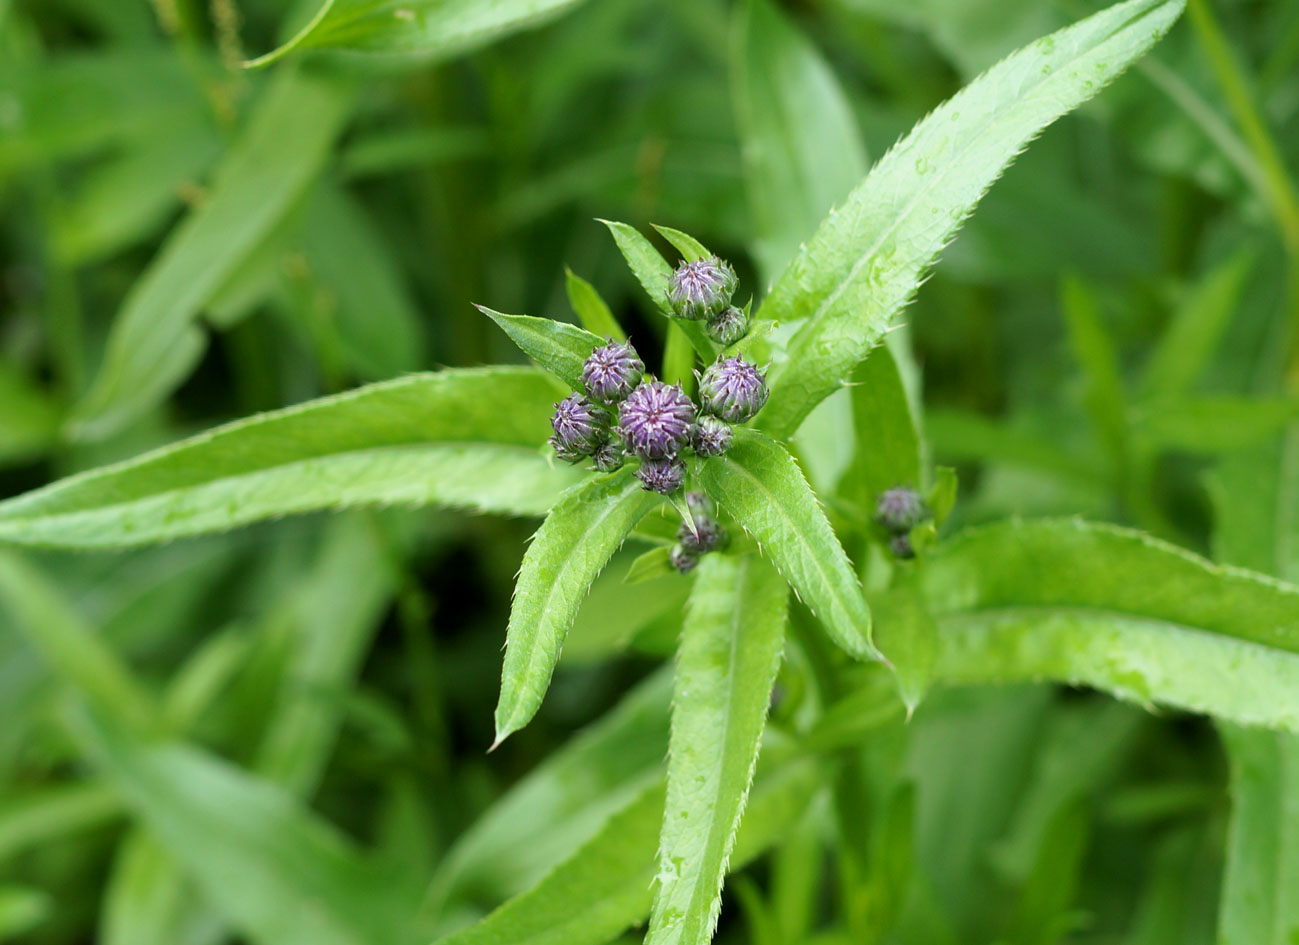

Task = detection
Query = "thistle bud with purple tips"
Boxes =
[592,440,626,473]
[875,486,926,534]
[690,415,733,457]
[706,305,749,346]
[677,516,726,555]
[667,256,737,320]
[618,380,695,460]
[549,393,609,461]
[636,455,687,494]
[697,356,768,423]
[582,340,644,404]
[669,544,699,574]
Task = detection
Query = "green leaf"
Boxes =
[0,362,60,467]
[647,554,788,945]
[730,0,867,282]
[661,323,697,394]
[494,469,664,745]
[0,782,122,864]
[926,467,959,529]
[0,887,51,940]
[696,430,878,661]
[565,268,626,342]
[754,0,1186,436]
[69,69,355,439]
[836,347,921,511]
[0,368,580,549]
[623,546,676,585]
[651,224,711,262]
[1062,275,1127,463]
[69,707,417,945]
[246,0,591,68]
[1131,397,1299,452]
[922,518,1299,731]
[600,220,719,362]
[438,758,820,945]
[479,307,604,391]
[870,588,936,716]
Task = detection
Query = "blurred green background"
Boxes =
[1,0,1297,942]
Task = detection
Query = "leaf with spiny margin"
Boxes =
[437,758,820,945]
[647,554,787,945]
[69,69,354,440]
[0,368,581,550]
[600,220,719,361]
[922,518,1299,731]
[564,268,626,342]
[696,429,877,661]
[479,307,605,391]
[651,224,711,262]
[754,0,1186,437]
[494,469,664,745]
[245,0,592,68]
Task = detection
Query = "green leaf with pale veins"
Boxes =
[696,429,878,661]
[246,0,592,68]
[0,368,581,550]
[647,554,788,945]
[479,307,605,391]
[922,518,1299,731]
[754,0,1186,437]
[69,69,354,440]
[494,469,664,745]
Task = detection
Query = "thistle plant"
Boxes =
[13,3,1299,945]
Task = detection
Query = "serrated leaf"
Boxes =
[647,554,787,945]
[69,69,354,439]
[696,429,878,661]
[731,0,867,283]
[600,220,719,361]
[564,268,626,342]
[0,368,580,550]
[438,759,819,945]
[923,518,1299,730]
[479,307,605,391]
[246,0,590,68]
[651,224,711,262]
[754,0,1185,436]
[494,469,664,745]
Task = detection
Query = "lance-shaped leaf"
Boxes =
[246,0,591,68]
[479,307,604,391]
[923,518,1299,731]
[755,0,1185,436]
[0,368,581,550]
[437,758,820,945]
[837,346,922,512]
[696,429,877,661]
[494,469,664,745]
[69,69,354,439]
[647,555,788,945]
[565,268,626,342]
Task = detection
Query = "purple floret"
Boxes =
[618,381,696,460]
[582,340,644,404]
[549,393,608,460]
[636,455,687,494]
[667,256,737,320]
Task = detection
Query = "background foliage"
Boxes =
[1,0,1298,943]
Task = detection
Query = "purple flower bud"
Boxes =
[706,305,749,346]
[636,455,687,494]
[685,490,713,519]
[550,437,590,465]
[875,487,926,534]
[618,381,696,459]
[592,440,626,473]
[669,544,698,574]
[677,517,725,554]
[667,256,737,320]
[550,393,609,456]
[582,340,644,404]
[697,356,768,423]
[689,415,733,457]
[889,533,915,559]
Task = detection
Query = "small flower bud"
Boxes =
[697,356,768,423]
[669,544,699,574]
[550,437,589,465]
[875,487,926,534]
[889,533,915,559]
[685,490,713,519]
[592,440,626,472]
[550,393,609,456]
[618,381,696,459]
[690,415,733,457]
[667,256,737,320]
[582,340,644,404]
[706,305,749,346]
[677,517,725,554]
[636,456,687,494]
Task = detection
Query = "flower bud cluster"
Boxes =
[549,339,643,470]
[875,486,928,559]
[667,257,750,346]
[670,492,728,573]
